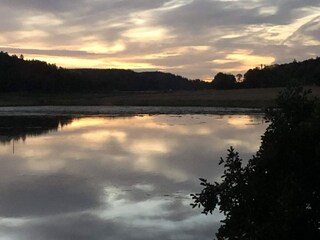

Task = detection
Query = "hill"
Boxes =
[211,57,320,89]
[1,51,319,93]
[242,57,320,88]
[0,52,208,93]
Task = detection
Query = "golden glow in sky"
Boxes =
[0,0,319,79]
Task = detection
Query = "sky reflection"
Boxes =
[0,114,266,239]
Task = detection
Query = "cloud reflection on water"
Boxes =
[0,114,266,239]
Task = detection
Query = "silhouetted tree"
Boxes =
[0,116,73,144]
[2,51,319,92]
[243,57,320,88]
[236,73,243,82]
[211,72,236,89]
[192,85,320,239]
[0,52,210,93]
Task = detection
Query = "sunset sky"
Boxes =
[0,0,319,80]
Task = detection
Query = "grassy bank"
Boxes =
[1,87,320,108]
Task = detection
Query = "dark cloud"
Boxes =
[157,0,301,36]
[1,0,85,12]
[276,0,320,10]
[0,174,103,217]
[151,0,320,76]
[19,214,119,240]
[285,16,320,44]
[8,212,219,240]
[160,199,197,221]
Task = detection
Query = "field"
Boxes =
[1,87,320,108]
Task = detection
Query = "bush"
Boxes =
[192,86,320,239]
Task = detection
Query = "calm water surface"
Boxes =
[0,113,266,240]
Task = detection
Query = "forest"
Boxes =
[0,51,319,93]
[0,52,207,92]
[212,57,320,89]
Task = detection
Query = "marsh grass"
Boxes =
[1,87,320,108]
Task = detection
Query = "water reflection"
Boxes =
[0,116,72,144]
[0,114,266,240]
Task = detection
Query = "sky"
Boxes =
[0,0,319,80]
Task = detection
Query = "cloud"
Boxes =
[0,0,319,79]
[284,16,320,46]
[4,212,220,240]
[0,47,98,57]
[0,0,85,12]
[14,214,120,240]
[0,174,103,217]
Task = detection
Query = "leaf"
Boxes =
[199,178,207,183]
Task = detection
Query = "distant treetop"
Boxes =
[0,51,209,93]
[1,51,319,92]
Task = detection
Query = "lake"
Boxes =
[0,107,267,240]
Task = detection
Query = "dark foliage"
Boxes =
[211,72,236,89]
[0,116,73,144]
[1,51,319,92]
[243,58,320,88]
[192,86,320,239]
[0,52,209,93]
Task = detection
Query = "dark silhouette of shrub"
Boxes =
[192,85,320,239]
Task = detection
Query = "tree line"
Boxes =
[212,57,320,89]
[0,52,208,93]
[1,51,319,92]
[0,116,72,144]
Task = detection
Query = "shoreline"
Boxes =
[0,106,264,117]
[1,87,319,109]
